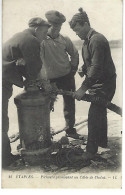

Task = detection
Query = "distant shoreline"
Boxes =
[73,39,122,50]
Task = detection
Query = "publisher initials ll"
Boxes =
[113,176,117,179]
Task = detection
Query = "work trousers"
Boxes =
[86,103,107,154]
[2,80,13,162]
[86,74,116,154]
[50,73,75,129]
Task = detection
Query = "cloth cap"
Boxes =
[45,10,66,25]
[28,17,51,27]
[69,8,90,29]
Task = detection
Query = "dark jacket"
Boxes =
[81,29,116,99]
[2,29,42,87]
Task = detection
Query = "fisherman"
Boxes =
[40,10,80,139]
[69,8,116,159]
[2,17,51,168]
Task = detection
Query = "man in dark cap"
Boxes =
[41,10,80,139]
[2,17,50,168]
[69,8,116,159]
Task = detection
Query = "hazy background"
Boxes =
[3,0,122,42]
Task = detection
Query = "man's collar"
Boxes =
[86,28,94,41]
[47,34,60,40]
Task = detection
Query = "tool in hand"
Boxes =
[47,83,122,116]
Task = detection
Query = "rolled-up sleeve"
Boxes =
[82,36,105,89]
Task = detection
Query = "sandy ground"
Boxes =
[2,109,122,188]
[7,110,122,173]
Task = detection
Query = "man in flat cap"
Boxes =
[40,10,80,139]
[2,17,50,168]
[69,8,116,159]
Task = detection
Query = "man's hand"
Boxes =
[16,58,26,66]
[73,87,87,101]
[78,64,86,77]
[43,82,53,93]
[78,66,84,77]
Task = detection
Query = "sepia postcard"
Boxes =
[1,0,123,189]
